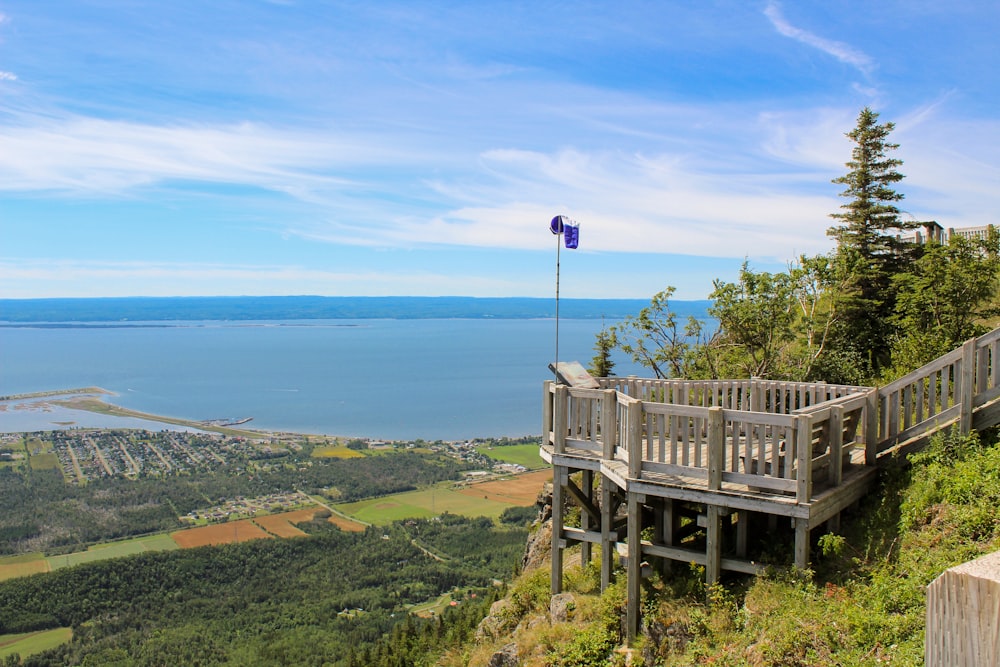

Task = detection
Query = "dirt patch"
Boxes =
[0,559,49,581]
[254,509,313,537]
[456,469,551,505]
[170,520,273,548]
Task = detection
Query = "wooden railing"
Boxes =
[877,328,1000,453]
[544,326,1000,502]
[544,379,871,503]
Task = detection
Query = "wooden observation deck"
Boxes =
[541,327,1000,640]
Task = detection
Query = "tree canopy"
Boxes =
[600,108,1000,385]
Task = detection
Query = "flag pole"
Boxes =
[554,226,561,379]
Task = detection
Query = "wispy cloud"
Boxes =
[764,1,874,76]
[0,259,519,298]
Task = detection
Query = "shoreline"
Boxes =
[0,387,327,440]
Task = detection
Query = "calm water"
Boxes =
[0,319,645,440]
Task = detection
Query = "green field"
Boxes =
[28,452,60,471]
[336,484,513,524]
[0,627,73,660]
[47,533,180,570]
[475,443,544,469]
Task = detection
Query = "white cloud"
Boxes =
[764,1,874,76]
[0,71,16,81]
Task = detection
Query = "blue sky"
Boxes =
[1,1,999,300]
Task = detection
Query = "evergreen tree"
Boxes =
[826,107,917,379]
[587,321,616,377]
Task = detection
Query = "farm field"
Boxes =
[475,443,544,469]
[0,508,367,583]
[47,534,180,570]
[0,553,49,581]
[455,469,550,504]
[337,470,549,525]
[0,627,73,661]
[170,519,273,548]
[311,444,364,459]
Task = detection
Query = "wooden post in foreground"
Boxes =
[926,550,1000,666]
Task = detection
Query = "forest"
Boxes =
[0,514,528,666]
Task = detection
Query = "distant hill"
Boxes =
[0,296,711,323]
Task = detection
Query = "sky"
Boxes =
[1,1,999,301]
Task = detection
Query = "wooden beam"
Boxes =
[551,465,565,594]
[626,492,641,644]
[580,469,593,566]
[564,475,601,525]
[601,475,613,591]
[706,505,722,586]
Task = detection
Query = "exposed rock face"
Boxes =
[476,599,516,642]
[521,484,553,572]
[486,642,520,667]
[549,592,575,624]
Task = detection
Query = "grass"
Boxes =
[336,482,517,524]
[0,627,73,660]
[0,553,49,582]
[475,443,545,469]
[311,445,364,459]
[28,452,60,471]
[47,533,179,570]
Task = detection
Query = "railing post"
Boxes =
[602,389,617,460]
[796,414,812,503]
[865,388,878,465]
[708,406,724,490]
[543,381,554,446]
[960,339,975,435]
[554,385,568,454]
[829,405,844,487]
[627,400,642,479]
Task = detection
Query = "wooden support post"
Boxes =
[829,405,844,487]
[708,406,724,491]
[651,498,664,575]
[795,414,812,503]
[626,492,642,644]
[580,470,593,566]
[543,380,554,446]
[865,388,878,465]
[793,517,810,571]
[736,510,748,559]
[602,388,616,460]
[960,339,975,436]
[706,505,722,586]
[551,466,565,594]
[554,385,568,454]
[600,476,613,591]
[627,400,643,479]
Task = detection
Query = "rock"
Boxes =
[549,592,576,624]
[476,599,515,642]
[487,642,520,667]
[521,517,552,573]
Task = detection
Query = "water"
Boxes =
[0,319,647,440]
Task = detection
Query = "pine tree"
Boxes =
[587,321,616,377]
[826,107,917,379]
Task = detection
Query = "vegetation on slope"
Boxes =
[457,426,1000,666]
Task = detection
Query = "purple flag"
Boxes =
[563,221,579,249]
[549,215,579,248]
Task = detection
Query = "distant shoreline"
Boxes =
[1,388,296,439]
[0,295,710,324]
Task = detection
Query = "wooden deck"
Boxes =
[542,327,1000,641]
